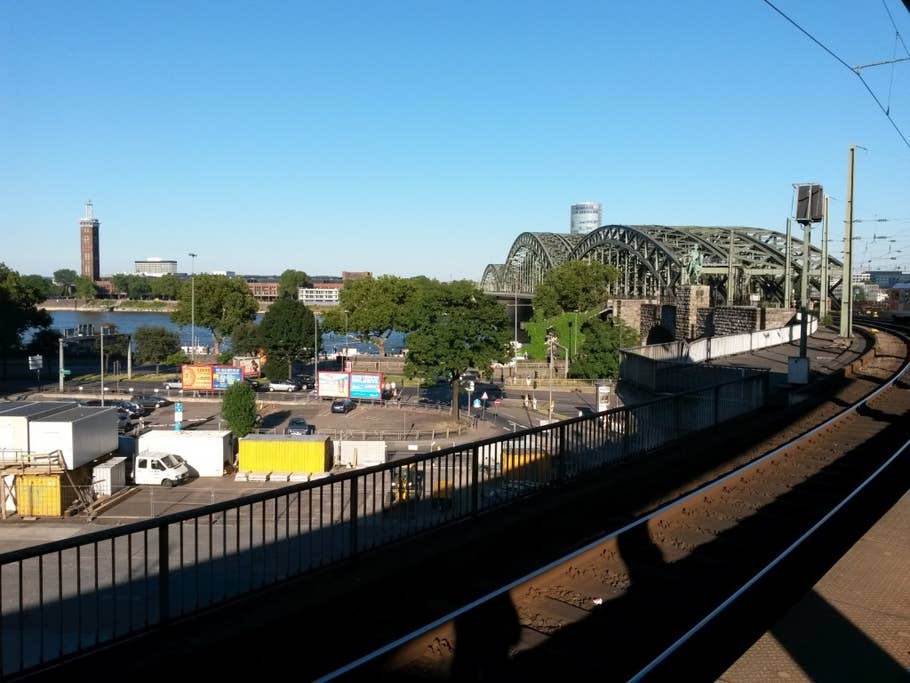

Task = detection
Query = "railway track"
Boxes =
[325,326,910,681]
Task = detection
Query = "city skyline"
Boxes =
[2,2,909,280]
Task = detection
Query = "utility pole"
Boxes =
[100,328,105,407]
[799,221,811,358]
[784,218,792,309]
[820,195,829,320]
[58,337,64,393]
[840,145,855,339]
[188,252,197,361]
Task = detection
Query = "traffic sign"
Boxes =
[28,355,43,370]
[59,369,72,376]
[481,392,489,400]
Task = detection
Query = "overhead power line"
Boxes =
[762,0,910,151]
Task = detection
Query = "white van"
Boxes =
[133,451,190,487]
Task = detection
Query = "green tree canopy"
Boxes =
[257,298,317,378]
[74,275,98,300]
[568,318,638,380]
[0,263,53,367]
[150,274,181,300]
[221,382,258,437]
[333,275,427,355]
[20,275,55,301]
[135,326,181,374]
[229,321,261,357]
[171,274,258,354]
[404,280,510,418]
[53,268,77,296]
[533,260,620,319]
[278,269,312,300]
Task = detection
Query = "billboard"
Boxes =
[318,371,350,398]
[350,372,382,400]
[213,365,244,390]
[233,355,262,378]
[181,364,213,391]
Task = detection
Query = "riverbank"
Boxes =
[40,299,181,313]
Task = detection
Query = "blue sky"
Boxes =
[2,1,909,281]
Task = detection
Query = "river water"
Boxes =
[45,310,406,355]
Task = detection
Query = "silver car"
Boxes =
[269,379,301,392]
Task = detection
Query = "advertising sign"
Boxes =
[233,355,262,378]
[350,372,382,400]
[318,371,350,398]
[28,355,43,370]
[213,365,243,390]
[181,364,213,391]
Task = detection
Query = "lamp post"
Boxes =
[344,310,349,367]
[100,327,105,407]
[188,252,197,361]
[313,314,320,396]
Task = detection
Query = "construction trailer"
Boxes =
[137,429,234,477]
[0,402,75,459]
[238,434,332,476]
[28,406,119,470]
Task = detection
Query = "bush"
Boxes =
[221,382,257,437]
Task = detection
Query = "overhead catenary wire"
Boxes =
[761,0,910,151]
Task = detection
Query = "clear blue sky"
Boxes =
[2,1,909,281]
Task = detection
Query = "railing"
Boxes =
[0,372,769,679]
[622,316,818,392]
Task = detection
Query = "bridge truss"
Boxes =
[481,225,843,305]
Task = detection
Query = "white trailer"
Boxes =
[28,406,119,470]
[137,429,233,478]
[93,457,128,497]
[0,402,75,459]
[336,440,387,468]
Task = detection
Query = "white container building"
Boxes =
[28,406,119,470]
[137,429,234,478]
[93,457,128,497]
[0,402,76,460]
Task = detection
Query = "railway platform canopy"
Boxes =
[481,225,844,306]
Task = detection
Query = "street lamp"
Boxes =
[344,310,349,366]
[188,252,197,361]
[313,314,320,396]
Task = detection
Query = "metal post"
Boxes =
[349,477,359,555]
[840,145,855,338]
[158,524,170,624]
[100,329,105,407]
[58,337,64,393]
[821,196,829,320]
[127,335,133,380]
[784,218,792,309]
[800,222,811,358]
[188,252,197,361]
[313,314,319,395]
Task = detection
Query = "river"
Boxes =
[45,310,406,355]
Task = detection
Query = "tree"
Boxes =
[221,382,258,437]
[20,275,54,301]
[74,275,98,300]
[0,263,53,374]
[127,276,152,300]
[229,321,261,357]
[533,261,620,319]
[151,274,181,300]
[53,268,77,297]
[256,298,316,378]
[170,274,258,354]
[278,269,312,300]
[135,326,181,374]
[334,275,423,356]
[26,328,62,358]
[568,318,638,380]
[404,281,510,419]
[111,274,130,298]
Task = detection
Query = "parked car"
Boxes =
[269,379,301,392]
[112,400,148,418]
[116,410,134,433]
[286,417,315,436]
[132,394,171,409]
[163,378,182,390]
[243,377,262,391]
[292,375,313,390]
[331,398,355,414]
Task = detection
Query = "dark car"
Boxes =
[331,398,355,414]
[132,394,171,409]
[286,417,315,435]
[243,377,262,391]
[113,400,148,418]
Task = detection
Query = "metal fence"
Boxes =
[0,372,769,678]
